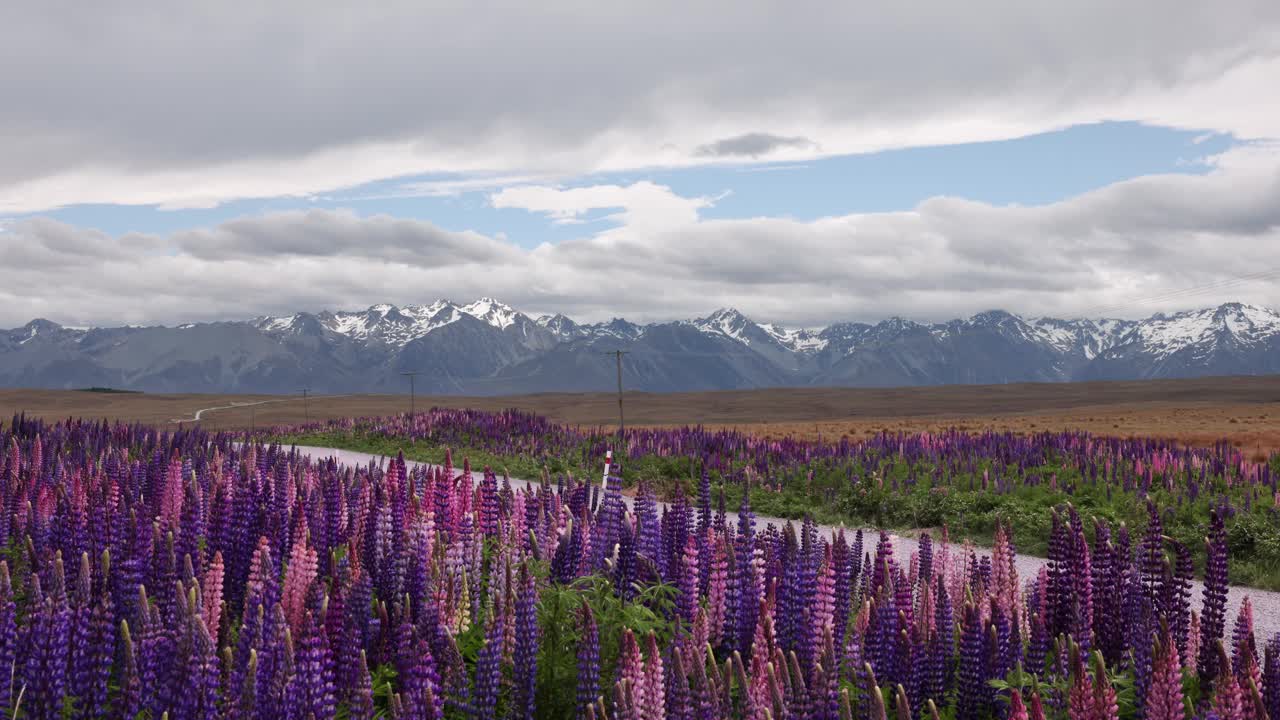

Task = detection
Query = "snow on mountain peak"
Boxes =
[1126,302,1280,358]
[245,300,1279,362]
[461,297,520,329]
[692,307,753,342]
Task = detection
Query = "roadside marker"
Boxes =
[602,449,612,490]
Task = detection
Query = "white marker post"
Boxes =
[601,449,613,490]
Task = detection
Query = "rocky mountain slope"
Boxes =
[4,300,1278,394]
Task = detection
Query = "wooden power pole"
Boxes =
[400,371,420,416]
[602,350,629,436]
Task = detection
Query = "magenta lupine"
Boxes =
[1009,689,1030,720]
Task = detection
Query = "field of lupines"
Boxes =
[271,409,1280,589]
[0,414,1277,719]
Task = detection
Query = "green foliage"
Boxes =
[534,574,677,720]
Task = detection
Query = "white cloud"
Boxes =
[1,2,1279,212]
[490,181,722,232]
[4,146,1279,328]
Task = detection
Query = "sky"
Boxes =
[3,1,1280,329]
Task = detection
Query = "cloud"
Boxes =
[1,2,1279,212]
[170,208,517,264]
[695,133,819,158]
[490,181,722,232]
[4,145,1280,329]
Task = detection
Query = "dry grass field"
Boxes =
[4,375,1280,454]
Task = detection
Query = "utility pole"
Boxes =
[400,371,420,416]
[301,387,310,423]
[601,350,629,436]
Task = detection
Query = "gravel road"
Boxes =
[287,444,1280,641]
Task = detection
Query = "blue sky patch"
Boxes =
[16,121,1236,249]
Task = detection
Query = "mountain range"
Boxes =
[4,300,1280,394]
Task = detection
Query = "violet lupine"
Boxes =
[577,602,601,719]
[0,561,17,713]
[1200,509,1230,687]
[1262,635,1280,720]
[288,609,336,720]
[1231,597,1256,678]
[513,566,540,720]
[472,611,505,720]
[957,602,987,720]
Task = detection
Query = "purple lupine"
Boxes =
[116,620,142,720]
[348,650,376,720]
[23,582,70,720]
[472,611,505,720]
[577,602,601,719]
[697,471,713,535]
[1168,541,1195,660]
[956,602,986,720]
[0,561,15,713]
[735,492,759,657]
[1092,521,1124,667]
[513,566,540,720]
[933,575,955,697]
[176,613,221,720]
[288,609,336,720]
[1263,635,1280,720]
[1199,508,1230,687]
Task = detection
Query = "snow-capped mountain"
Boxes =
[5,301,1279,394]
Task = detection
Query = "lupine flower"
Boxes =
[1199,510,1230,686]
[1146,631,1184,720]
[577,602,601,719]
[0,416,1271,720]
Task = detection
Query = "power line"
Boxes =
[1074,267,1280,318]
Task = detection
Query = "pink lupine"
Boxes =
[812,549,836,639]
[618,629,647,713]
[281,531,318,636]
[1216,643,1246,720]
[160,458,185,527]
[707,534,728,646]
[643,632,666,720]
[991,523,1020,621]
[1187,612,1201,673]
[1146,633,1184,720]
[202,551,225,641]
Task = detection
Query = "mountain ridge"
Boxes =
[5,301,1279,394]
